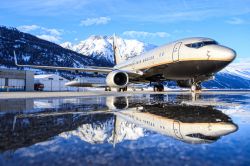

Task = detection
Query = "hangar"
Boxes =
[34,74,75,91]
[0,69,34,92]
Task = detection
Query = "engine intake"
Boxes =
[106,71,129,88]
[106,96,129,110]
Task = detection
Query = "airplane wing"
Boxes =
[14,51,143,75]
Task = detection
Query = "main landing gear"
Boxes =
[117,86,128,92]
[153,83,164,92]
[105,87,111,91]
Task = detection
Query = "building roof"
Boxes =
[34,74,68,81]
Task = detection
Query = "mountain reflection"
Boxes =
[0,95,238,152]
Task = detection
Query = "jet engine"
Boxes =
[106,71,129,88]
[106,96,129,110]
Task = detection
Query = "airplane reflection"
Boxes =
[0,95,238,152]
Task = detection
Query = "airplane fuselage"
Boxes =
[115,37,236,82]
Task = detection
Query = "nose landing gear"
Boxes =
[191,83,202,92]
[153,84,164,92]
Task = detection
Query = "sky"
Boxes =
[0,0,250,59]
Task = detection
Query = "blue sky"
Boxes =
[0,0,250,59]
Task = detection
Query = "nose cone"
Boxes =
[211,123,238,136]
[224,48,237,62]
[208,45,237,62]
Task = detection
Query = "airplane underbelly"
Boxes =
[165,60,231,79]
[143,60,231,80]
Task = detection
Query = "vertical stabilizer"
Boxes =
[113,34,123,65]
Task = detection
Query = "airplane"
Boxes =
[14,36,237,92]
[107,96,238,144]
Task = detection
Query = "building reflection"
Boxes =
[0,95,238,152]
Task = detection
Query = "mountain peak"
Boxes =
[61,35,157,64]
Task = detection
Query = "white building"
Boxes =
[0,69,34,92]
[34,74,76,91]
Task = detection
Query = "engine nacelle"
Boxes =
[106,96,129,110]
[106,71,129,88]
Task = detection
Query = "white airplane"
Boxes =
[14,36,236,92]
[106,96,238,144]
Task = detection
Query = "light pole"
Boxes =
[59,78,63,91]
[48,78,53,92]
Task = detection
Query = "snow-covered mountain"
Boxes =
[0,26,111,79]
[202,61,250,89]
[60,35,156,64]
[60,117,145,145]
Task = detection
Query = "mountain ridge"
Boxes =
[60,35,156,64]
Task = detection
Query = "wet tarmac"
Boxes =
[0,93,250,166]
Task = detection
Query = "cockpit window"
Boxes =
[185,40,218,48]
[203,41,218,45]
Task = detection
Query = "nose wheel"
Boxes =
[191,83,202,92]
[153,84,164,92]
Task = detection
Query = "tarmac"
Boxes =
[0,90,249,99]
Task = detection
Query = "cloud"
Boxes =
[36,34,61,42]
[123,31,170,38]
[80,17,111,26]
[17,25,40,32]
[41,28,61,36]
[226,17,246,25]
[17,24,62,43]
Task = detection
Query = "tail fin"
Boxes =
[113,34,123,65]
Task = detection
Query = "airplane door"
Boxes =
[172,42,182,62]
[173,121,183,139]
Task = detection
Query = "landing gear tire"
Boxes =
[117,86,127,92]
[191,83,201,92]
[153,84,164,92]
[105,87,111,91]
[123,86,128,92]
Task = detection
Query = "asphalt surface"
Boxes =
[0,90,249,99]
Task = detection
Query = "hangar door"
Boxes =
[0,78,5,86]
[42,78,67,91]
[0,78,5,91]
[8,79,25,91]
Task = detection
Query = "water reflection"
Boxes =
[0,95,238,152]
